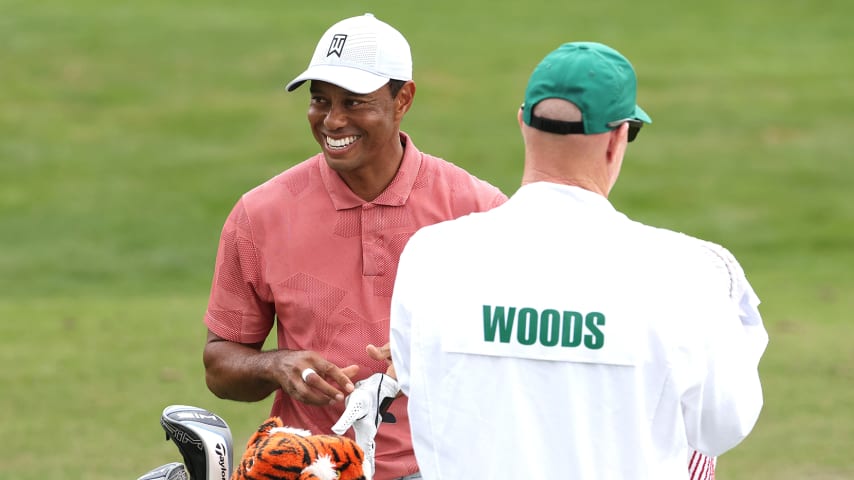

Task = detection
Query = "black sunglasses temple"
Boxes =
[627,122,642,142]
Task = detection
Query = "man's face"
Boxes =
[307,80,405,174]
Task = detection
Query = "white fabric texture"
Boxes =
[390,182,767,479]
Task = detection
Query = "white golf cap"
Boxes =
[286,13,412,94]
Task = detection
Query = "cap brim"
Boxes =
[285,65,390,94]
[633,105,652,124]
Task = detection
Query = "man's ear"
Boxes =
[604,122,628,195]
[606,122,629,163]
[395,81,416,120]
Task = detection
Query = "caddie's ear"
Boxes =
[604,122,628,196]
[606,122,629,161]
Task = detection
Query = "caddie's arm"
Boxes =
[684,297,767,456]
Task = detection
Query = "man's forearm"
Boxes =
[204,340,280,402]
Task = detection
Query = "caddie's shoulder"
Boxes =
[657,227,748,300]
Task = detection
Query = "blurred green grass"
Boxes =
[1,0,852,478]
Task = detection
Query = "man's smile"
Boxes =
[326,135,361,150]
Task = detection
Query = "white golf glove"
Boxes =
[331,373,400,480]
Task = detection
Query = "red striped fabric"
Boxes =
[689,450,716,480]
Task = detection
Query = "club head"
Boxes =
[160,405,233,480]
[137,462,189,480]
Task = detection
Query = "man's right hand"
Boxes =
[295,354,359,405]
[203,329,357,406]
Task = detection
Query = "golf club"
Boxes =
[160,405,233,480]
[136,462,189,480]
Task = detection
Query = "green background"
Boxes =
[1,0,852,478]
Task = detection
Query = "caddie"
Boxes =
[389,41,768,479]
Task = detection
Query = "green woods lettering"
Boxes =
[482,305,605,349]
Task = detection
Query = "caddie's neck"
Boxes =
[518,108,626,198]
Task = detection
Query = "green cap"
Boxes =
[523,42,651,134]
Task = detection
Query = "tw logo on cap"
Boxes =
[327,34,347,57]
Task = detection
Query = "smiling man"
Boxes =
[201,14,506,480]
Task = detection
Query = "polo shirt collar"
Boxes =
[319,131,423,210]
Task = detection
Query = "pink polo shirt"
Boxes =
[205,132,506,479]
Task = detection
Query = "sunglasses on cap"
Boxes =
[523,105,643,142]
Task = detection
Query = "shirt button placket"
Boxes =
[361,203,381,276]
